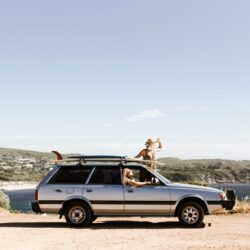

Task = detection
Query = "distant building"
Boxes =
[2,166,11,170]
[24,163,33,169]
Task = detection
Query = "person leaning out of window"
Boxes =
[123,168,151,187]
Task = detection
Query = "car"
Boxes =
[32,155,236,228]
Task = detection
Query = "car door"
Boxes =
[124,166,171,215]
[84,166,124,215]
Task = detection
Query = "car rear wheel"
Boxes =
[91,215,98,223]
[65,202,92,227]
[177,201,204,228]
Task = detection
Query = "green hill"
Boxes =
[0,148,54,181]
[158,157,250,184]
[0,148,249,183]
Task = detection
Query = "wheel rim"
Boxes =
[69,206,86,224]
[182,206,199,224]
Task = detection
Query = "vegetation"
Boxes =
[213,200,250,214]
[0,190,10,210]
[0,147,53,181]
[159,157,250,184]
[0,168,50,182]
[230,201,250,214]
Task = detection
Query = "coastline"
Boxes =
[0,181,37,191]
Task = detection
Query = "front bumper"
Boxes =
[220,200,235,210]
[208,189,236,211]
[32,202,42,214]
[221,189,236,210]
[223,189,236,210]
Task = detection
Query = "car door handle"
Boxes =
[86,188,92,192]
[54,189,63,193]
[127,188,134,193]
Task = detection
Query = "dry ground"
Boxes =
[0,210,249,250]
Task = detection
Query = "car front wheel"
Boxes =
[177,201,204,227]
[65,202,92,227]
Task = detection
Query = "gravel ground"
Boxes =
[0,210,249,250]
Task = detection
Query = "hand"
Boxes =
[156,138,163,150]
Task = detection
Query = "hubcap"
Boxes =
[69,206,86,224]
[182,206,199,224]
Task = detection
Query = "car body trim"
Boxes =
[39,200,64,204]
[38,200,176,205]
[207,200,224,204]
[91,200,176,205]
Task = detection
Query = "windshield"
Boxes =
[151,170,172,184]
[154,172,171,184]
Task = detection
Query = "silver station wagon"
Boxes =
[32,155,235,227]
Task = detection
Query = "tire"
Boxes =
[91,215,98,223]
[65,201,92,227]
[177,201,204,228]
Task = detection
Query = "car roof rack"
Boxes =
[53,154,164,166]
[52,151,165,165]
[67,155,127,160]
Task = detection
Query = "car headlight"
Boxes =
[219,191,226,200]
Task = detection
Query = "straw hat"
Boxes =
[145,138,155,146]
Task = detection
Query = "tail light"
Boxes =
[35,189,38,201]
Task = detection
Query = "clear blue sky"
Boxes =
[0,0,250,159]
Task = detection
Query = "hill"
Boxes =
[158,157,250,183]
[0,148,54,181]
[0,148,249,183]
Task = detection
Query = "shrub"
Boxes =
[0,190,10,210]
[213,200,250,215]
[230,201,250,214]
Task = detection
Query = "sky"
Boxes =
[0,1,250,159]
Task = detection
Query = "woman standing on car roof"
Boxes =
[135,138,163,171]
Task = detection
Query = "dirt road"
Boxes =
[0,210,249,250]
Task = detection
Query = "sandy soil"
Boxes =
[0,210,249,250]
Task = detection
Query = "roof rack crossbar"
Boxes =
[53,156,164,166]
[68,155,127,160]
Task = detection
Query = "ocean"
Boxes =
[3,189,35,213]
[209,183,250,201]
[2,183,250,213]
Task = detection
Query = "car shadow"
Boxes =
[90,220,206,230]
[0,220,206,229]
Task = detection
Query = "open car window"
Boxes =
[122,166,165,186]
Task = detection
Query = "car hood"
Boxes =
[168,182,221,193]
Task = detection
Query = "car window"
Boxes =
[48,166,93,184]
[123,166,164,186]
[88,167,121,185]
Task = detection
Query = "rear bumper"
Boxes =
[32,202,42,214]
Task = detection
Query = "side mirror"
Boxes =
[151,177,160,184]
